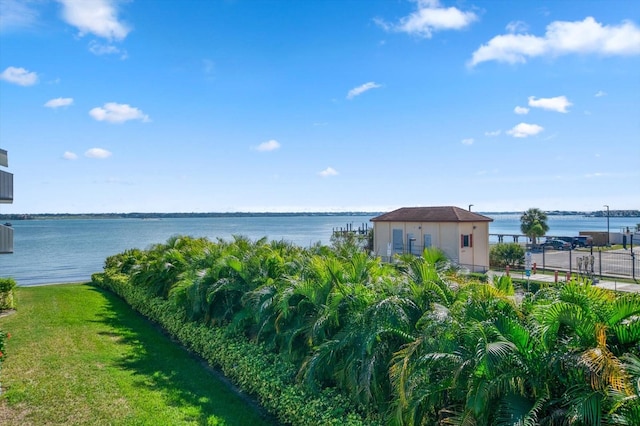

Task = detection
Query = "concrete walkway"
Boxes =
[489,270,640,293]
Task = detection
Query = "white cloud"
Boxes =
[255,139,281,152]
[58,0,130,41]
[88,40,126,57]
[514,106,529,115]
[347,82,382,99]
[528,95,572,113]
[461,138,474,145]
[376,0,477,38]
[507,123,544,138]
[319,167,339,177]
[63,151,78,160]
[595,90,607,97]
[469,17,640,67]
[506,20,528,34]
[0,0,39,31]
[45,97,74,108]
[89,102,150,123]
[485,130,501,136]
[85,148,112,159]
[0,66,38,86]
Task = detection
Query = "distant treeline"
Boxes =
[1,210,638,221]
[0,211,383,221]
[587,210,640,217]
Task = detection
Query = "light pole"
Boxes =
[603,205,610,246]
[468,204,474,211]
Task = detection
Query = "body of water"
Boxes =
[0,213,638,286]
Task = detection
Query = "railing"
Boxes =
[0,170,13,203]
[530,246,638,281]
[0,224,13,254]
[381,243,489,273]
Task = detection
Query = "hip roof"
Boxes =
[371,206,493,223]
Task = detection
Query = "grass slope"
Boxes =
[0,283,275,426]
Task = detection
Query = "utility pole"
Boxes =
[603,205,610,246]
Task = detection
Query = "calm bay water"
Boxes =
[0,214,638,286]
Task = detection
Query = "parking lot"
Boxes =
[529,246,639,279]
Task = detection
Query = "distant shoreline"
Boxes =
[0,211,384,221]
[1,210,639,221]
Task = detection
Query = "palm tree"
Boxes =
[530,279,640,424]
[300,290,416,408]
[520,208,549,245]
[607,353,640,425]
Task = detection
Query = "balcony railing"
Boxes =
[0,170,13,203]
[0,224,13,254]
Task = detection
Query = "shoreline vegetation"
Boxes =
[1,209,639,221]
[3,234,640,424]
[89,237,640,424]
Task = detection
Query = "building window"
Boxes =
[392,229,403,253]
[461,234,473,248]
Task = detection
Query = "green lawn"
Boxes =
[0,283,276,426]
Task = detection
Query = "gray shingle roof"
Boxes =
[371,206,493,223]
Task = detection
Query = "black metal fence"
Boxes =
[530,247,638,280]
[382,243,489,273]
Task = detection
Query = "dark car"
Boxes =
[572,236,593,248]
[549,237,573,244]
[543,239,571,250]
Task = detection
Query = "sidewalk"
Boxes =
[489,270,640,293]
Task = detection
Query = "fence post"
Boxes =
[569,249,572,275]
[554,270,558,283]
[506,265,510,277]
[533,262,537,275]
[598,249,602,280]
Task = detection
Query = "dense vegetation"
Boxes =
[92,235,640,425]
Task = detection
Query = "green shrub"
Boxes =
[466,272,488,282]
[0,277,16,310]
[490,243,525,268]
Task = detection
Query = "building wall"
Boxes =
[373,220,490,271]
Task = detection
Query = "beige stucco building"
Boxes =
[371,206,493,272]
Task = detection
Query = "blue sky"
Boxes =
[0,0,638,214]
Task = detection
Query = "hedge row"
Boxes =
[0,278,16,311]
[92,271,382,426]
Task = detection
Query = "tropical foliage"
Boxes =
[93,234,640,425]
